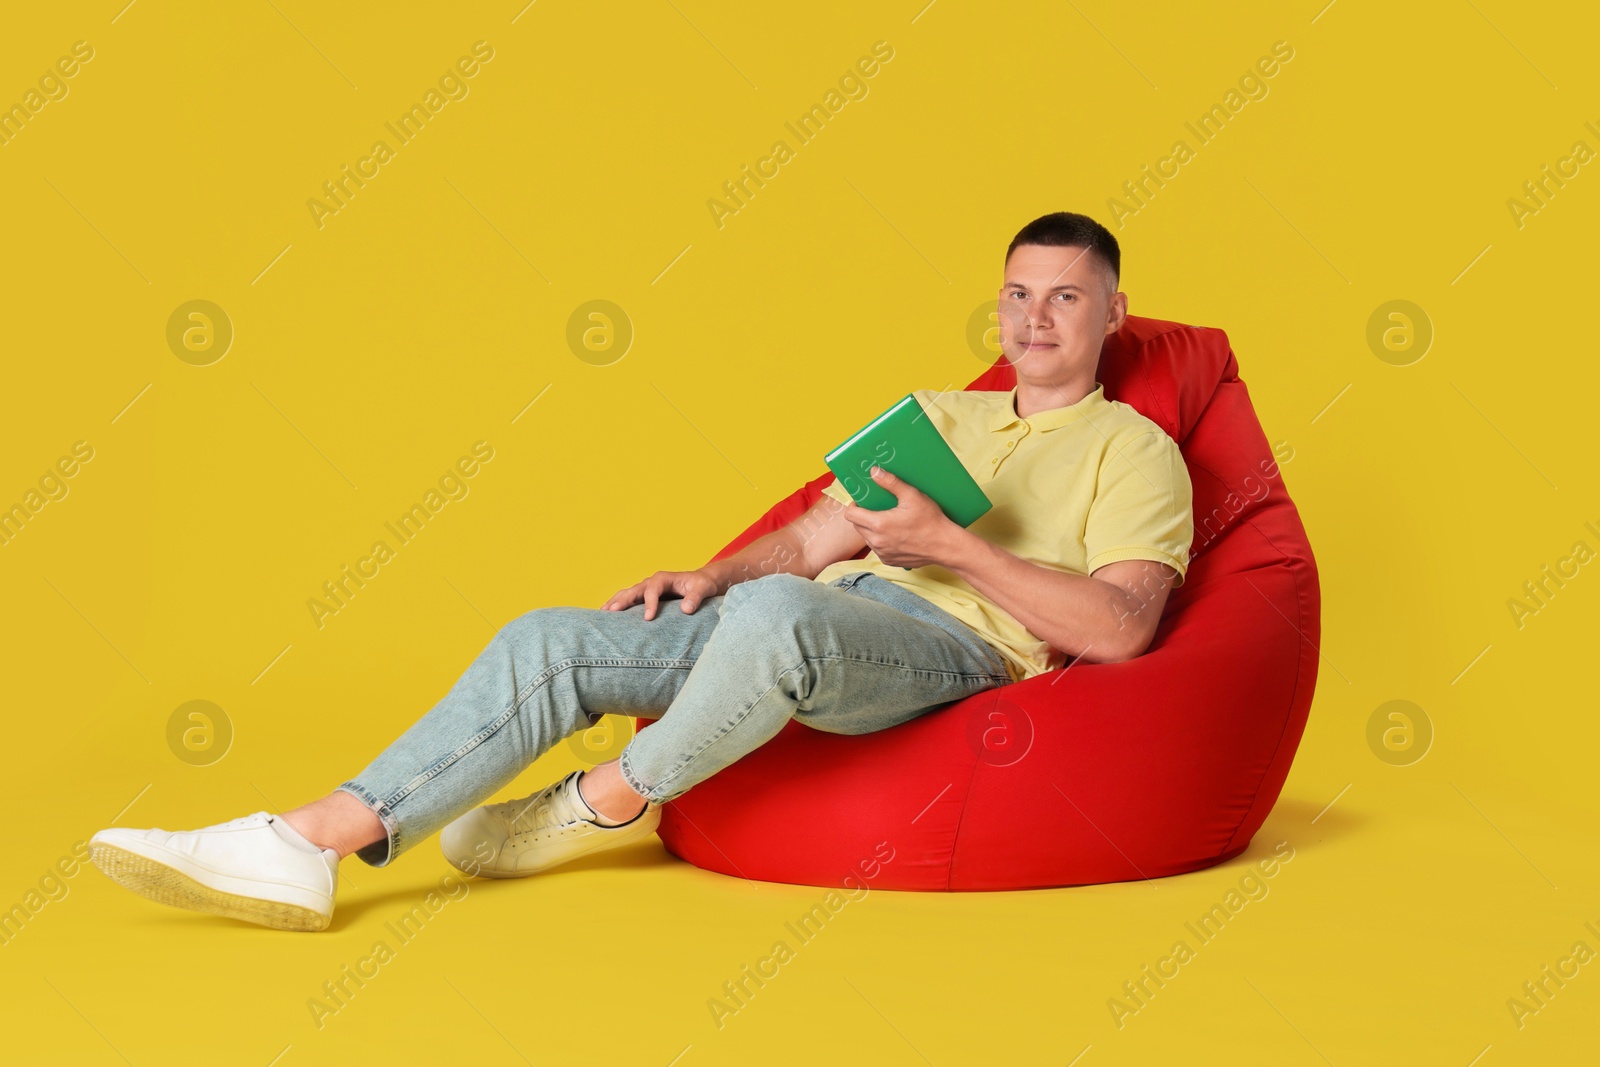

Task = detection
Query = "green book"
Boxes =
[823,392,993,527]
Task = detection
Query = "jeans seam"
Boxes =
[815,648,1004,682]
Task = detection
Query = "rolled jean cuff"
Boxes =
[617,744,674,806]
[334,782,400,868]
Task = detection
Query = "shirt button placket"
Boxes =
[993,427,1025,473]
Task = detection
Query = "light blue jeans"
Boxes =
[335,570,1013,867]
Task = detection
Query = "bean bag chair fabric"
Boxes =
[633,315,1321,890]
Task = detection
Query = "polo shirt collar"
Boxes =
[990,382,1107,433]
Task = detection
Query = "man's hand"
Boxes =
[602,569,722,620]
[840,466,961,570]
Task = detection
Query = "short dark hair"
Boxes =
[1005,212,1120,295]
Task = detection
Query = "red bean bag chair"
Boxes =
[633,314,1321,890]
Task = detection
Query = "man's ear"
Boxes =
[1104,289,1128,336]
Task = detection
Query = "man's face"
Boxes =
[996,243,1127,381]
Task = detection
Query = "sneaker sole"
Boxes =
[91,843,332,933]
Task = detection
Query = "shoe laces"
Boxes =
[501,776,582,839]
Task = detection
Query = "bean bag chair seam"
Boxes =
[1128,333,1180,436]
[943,732,988,890]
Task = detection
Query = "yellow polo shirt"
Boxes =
[813,382,1193,682]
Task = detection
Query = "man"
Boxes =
[89,211,1193,931]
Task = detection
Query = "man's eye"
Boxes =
[1055,293,1075,301]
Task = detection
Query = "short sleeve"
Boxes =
[821,476,853,505]
[1083,430,1193,585]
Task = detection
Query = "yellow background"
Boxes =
[2,1,1596,1062]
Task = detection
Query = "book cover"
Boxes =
[823,392,992,528]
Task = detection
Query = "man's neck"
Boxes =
[1014,376,1097,420]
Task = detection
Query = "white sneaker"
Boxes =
[440,770,661,878]
[89,812,339,932]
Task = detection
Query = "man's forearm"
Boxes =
[699,526,818,594]
[939,526,1141,663]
